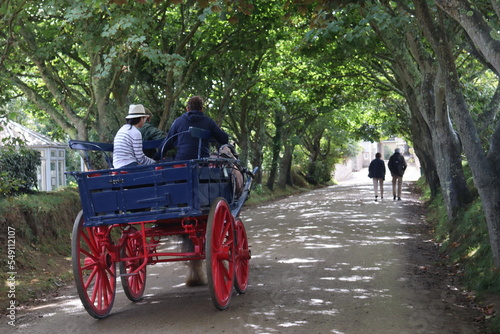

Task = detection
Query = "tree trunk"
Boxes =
[266,113,283,191]
[277,142,294,189]
[427,66,471,218]
[422,0,500,265]
[238,94,250,167]
[250,143,263,185]
[306,151,319,185]
[373,2,471,219]
[398,74,441,197]
[249,116,265,185]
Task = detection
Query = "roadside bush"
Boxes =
[0,146,41,197]
[306,159,334,184]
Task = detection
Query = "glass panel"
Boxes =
[51,162,56,187]
[37,165,42,190]
[59,150,64,158]
[40,160,46,191]
[51,150,56,158]
[58,161,65,187]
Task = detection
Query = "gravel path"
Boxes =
[1,163,484,333]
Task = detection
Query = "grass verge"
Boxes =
[0,188,81,311]
[421,176,500,332]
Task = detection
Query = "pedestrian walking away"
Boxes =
[368,152,386,201]
[387,148,407,200]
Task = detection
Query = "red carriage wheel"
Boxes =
[206,198,235,310]
[234,219,250,294]
[119,226,147,301]
[72,211,116,319]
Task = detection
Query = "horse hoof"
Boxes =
[185,278,207,287]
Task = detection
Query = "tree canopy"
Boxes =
[2,0,500,262]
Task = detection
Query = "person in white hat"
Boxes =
[113,104,157,168]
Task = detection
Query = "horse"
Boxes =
[181,235,207,286]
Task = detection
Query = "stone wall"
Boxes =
[333,158,354,182]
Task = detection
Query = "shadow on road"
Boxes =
[1,162,484,334]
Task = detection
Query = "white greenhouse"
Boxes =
[0,120,66,191]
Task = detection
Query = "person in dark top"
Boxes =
[139,108,166,158]
[368,152,386,201]
[387,148,408,200]
[154,96,229,161]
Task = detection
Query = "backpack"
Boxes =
[389,154,403,176]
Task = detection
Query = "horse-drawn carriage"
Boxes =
[66,127,256,318]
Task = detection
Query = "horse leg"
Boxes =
[181,235,206,286]
[186,259,206,287]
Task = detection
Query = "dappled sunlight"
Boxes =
[305,309,338,316]
[56,297,89,314]
[11,169,438,334]
[16,257,203,327]
[337,275,374,282]
[238,181,423,334]
[278,258,323,264]
[303,298,332,306]
[352,266,381,271]
[23,294,83,315]
[295,225,321,230]
[300,210,338,218]
[16,295,87,330]
[366,235,412,240]
[277,320,308,327]
[303,243,344,249]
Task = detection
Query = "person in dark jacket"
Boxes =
[368,152,386,201]
[139,108,166,158]
[154,96,228,161]
[387,148,407,200]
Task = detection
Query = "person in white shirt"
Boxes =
[113,104,157,168]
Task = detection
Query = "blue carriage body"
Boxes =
[68,159,234,227]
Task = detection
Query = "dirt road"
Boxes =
[2,164,484,333]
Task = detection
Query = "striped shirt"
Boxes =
[113,124,156,168]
